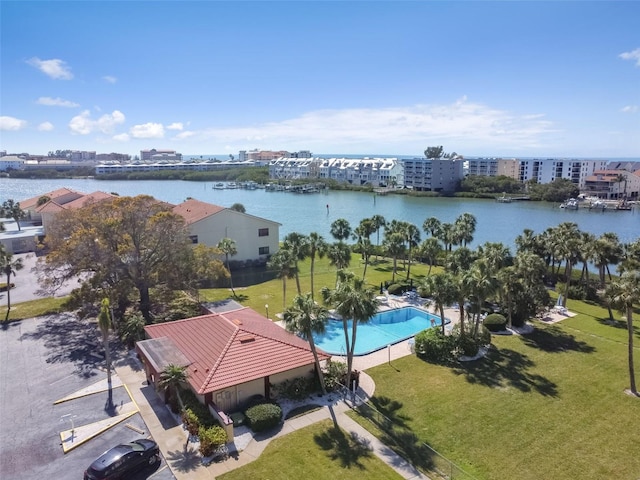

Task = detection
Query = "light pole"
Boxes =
[265,304,269,320]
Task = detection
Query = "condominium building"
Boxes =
[140,149,181,161]
[269,157,402,187]
[466,157,519,179]
[582,170,640,200]
[70,151,96,161]
[403,157,464,192]
[518,158,608,188]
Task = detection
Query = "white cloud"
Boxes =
[69,110,125,135]
[38,121,54,131]
[36,96,79,107]
[619,48,640,66]
[166,122,184,131]
[0,116,28,131]
[174,130,196,139]
[113,133,130,142]
[103,75,117,84]
[181,98,557,152]
[621,105,638,113]
[27,57,73,80]
[130,123,165,138]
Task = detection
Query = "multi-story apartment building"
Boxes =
[582,170,640,200]
[403,157,464,192]
[268,157,402,187]
[140,149,181,161]
[466,158,519,179]
[70,151,96,161]
[518,158,608,188]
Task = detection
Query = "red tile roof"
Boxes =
[172,198,225,225]
[18,187,83,210]
[36,191,115,213]
[143,307,330,394]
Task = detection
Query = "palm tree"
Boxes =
[330,218,351,243]
[159,364,189,409]
[282,293,330,395]
[1,247,24,320]
[419,272,457,335]
[382,232,405,283]
[1,199,26,231]
[454,213,477,247]
[402,222,421,280]
[417,238,442,275]
[354,219,376,280]
[326,242,351,285]
[97,298,113,388]
[268,248,297,310]
[370,214,386,259]
[578,232,596,284]
[283,232,309,295]
[466,259,498,338]
[605,271,640,396]
[321,270,378,396]
[477,242,512,275]
[217,237,238,297]
[594,233,623,286]
[555,222,581,307]
[307,232,328,300]
[422,216,442,238]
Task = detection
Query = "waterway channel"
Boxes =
[1,178,638,248]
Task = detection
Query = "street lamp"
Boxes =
[265,304,269,319]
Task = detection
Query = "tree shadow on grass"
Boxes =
[19,312,123,378]
[519,325,596,354]
[369,396,412,429]
[452,347,558,397]
[314,426,372,469]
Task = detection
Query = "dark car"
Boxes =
[84,439,160,480]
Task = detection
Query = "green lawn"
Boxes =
[0,296,68,322]
[199,255,434,315]
[217,420,403,480]
[350,300,640,480]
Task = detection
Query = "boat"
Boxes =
[226,182,238,189]
[213,183,225,190]
[560,198,579,210]
[588,200,606,211]
[496,195,512,203]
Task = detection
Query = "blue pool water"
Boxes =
[313,307,444,356]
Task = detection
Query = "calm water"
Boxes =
[1,177,638,247]
[313,307,442,356]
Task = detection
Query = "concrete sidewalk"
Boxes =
[116,355,429,480]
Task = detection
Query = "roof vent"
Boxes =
[232,318,243,326]
[238,334,255,344]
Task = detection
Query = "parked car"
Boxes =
[84,439,160,480]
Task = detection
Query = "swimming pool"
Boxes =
[313,307,444,356]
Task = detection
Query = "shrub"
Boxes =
[387,283,403,295]
[483,313,507,332]
[323,361,347,392]
[198,425,228,457]
[273,376,315,400]
[181,389,216,427]
[181,408,200,436]
[0,283,15,292]
[414,328,456,363]
[245,403,282,432]
[452,324,491,357]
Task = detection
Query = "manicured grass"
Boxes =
[217,419,403,480]
[0,297,69,322]
[349,301,640,480]
[199,255,436,315]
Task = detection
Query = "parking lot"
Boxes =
[0,313,176,480]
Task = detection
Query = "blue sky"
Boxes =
[1,1,638,158]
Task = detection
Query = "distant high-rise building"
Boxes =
[141,149,181,161]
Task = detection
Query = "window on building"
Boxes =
[189,235,198,244]
[259,246,270,255]
[258,228,269,237]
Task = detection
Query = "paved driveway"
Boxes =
[0,314,175,480]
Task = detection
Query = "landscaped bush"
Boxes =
[198,425,228,457]
[483,313,507,332]
[181,408,200,436]
[414,328,456,363]
[181,389,216,427]
[387,283,403,295]
[273,375,315,400]
[0,283,15,292]
[323,361,347,392]
[452,324,491,357]
[245,402,283,432]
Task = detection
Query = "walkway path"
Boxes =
[115,354,429,480]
